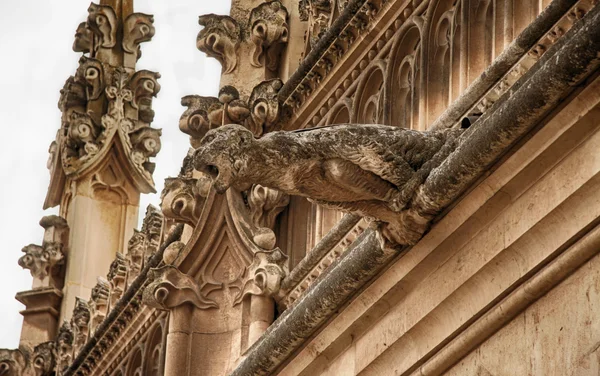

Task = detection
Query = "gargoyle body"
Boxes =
[194,124,464,245]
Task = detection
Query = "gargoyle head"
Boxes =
[193,124,255,194]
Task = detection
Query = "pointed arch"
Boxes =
[352,60,387,124]
[385,22,422,129]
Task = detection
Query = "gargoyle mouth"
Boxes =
[200,163,231,194]
[205,164,219,179]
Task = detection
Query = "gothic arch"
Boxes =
[352,61,386,124]
[125,347,143,376]
[326,99,352,125]
[423,0,463,127]
[384,21,422,129]
[468,0,495,82]
[143,323,164,376]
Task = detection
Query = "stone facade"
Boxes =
[4,0,600,375]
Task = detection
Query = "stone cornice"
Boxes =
[229,3,600,373]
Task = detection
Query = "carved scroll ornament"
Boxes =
[161,175,211,226]
[248,79,284,136]
[235,249,287,304]
[143,265,218,310]
[194,124,465,245]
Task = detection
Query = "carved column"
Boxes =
[145,183,289,375]
[16,216,69,348]
[155,2,292,374]
[42,0,162,322]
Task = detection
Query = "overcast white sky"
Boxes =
[0,0,231,347]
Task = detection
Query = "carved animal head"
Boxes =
[193,124,256,194]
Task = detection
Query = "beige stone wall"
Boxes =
[276,64,600,376]
[444,251,600,376]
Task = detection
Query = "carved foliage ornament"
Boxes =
[194,124,465,245]
[249,1,289,70]
[299,0,332,49]
[143,265,218,310]
[197,14,241,74]
[58,58,162,189]
[55,321,74,375]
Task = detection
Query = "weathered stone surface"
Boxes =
[194,123,463,244]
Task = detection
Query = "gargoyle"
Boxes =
[194,124,464,245]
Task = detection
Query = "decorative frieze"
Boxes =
[89,277,110,333]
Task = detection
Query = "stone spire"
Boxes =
[38,0,161,325]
